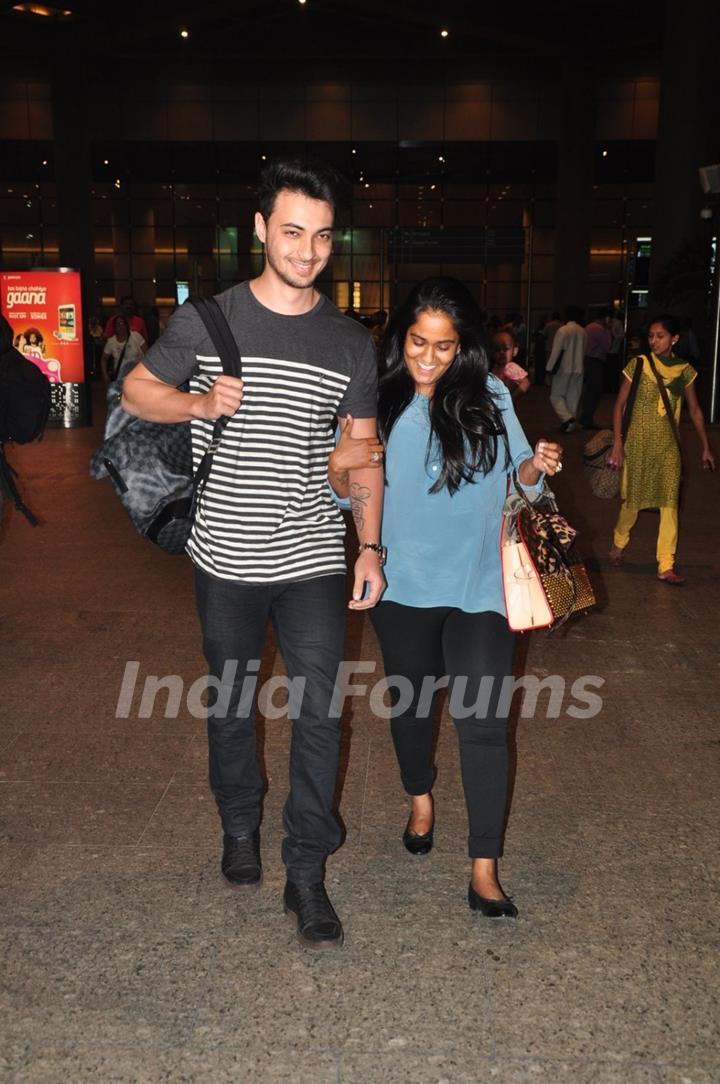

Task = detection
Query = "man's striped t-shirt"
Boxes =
[144,282,378,583]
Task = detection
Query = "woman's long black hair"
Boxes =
[378,277,508,495]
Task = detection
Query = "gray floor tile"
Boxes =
[341,1053,663,1083]
[0,781,167,844]
[13,1046,339,1083]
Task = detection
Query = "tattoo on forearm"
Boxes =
[350,483,371,531]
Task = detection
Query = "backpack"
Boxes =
[0,315,51,526]
[89,296,242,554]
[0,320,51,444]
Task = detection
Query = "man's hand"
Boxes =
[193,375,244,421]
[348,549,385,610]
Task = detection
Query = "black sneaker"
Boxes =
[283,880,344,950]
[221,830,262,889]
[559,418,577,433]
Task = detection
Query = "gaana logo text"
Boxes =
[6,288,48,307]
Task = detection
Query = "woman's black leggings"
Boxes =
[369,602,516,859]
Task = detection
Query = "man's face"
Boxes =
[255,189,334,290]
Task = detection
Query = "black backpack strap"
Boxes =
[185,296,243,501]
[187,296,242,379]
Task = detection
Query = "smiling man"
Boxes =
[122,159,383,950]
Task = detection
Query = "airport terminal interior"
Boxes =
[1,2,719,1082]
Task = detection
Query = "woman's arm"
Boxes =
[328,414,384,497]
[683,382,715,467]
[517,439,562,486]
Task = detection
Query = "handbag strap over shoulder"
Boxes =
[644,352,684,466]
[186,295,244,498]
[620,354,645,442]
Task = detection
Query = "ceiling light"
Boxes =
[440,28,449,38]
[602,149,608,157]
[41,159,47,166]
[352,148,357,155]
[438,155,445,163]
[179,26,189,38]
[12,3,73,15]
[103,159,109,165]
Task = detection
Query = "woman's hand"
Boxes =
[702,449,715,471]
[530,439,563,476]
[607,441,624,471]
[329,414,384,475]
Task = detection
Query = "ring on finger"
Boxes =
[555,461,563,473]
[371,451,381,463]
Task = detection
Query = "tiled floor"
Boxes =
[1,384,718,1083]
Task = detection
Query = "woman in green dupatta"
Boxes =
[607,315,714,584]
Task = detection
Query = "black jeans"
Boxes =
[580,355,605,425]
[194,568,346,884]
[370,603,516,859]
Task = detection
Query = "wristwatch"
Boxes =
[358,542,387,566]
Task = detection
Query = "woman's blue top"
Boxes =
[380,376,542,615]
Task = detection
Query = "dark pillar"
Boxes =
[51,61,97,333]
[651,0,720,323]
[553,59,595,314]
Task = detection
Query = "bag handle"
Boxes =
[186,296,243,500]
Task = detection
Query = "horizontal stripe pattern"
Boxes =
[187,355,351,582]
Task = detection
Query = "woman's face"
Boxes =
[403,308,460,396]
[492,331,517,366]
[648,323,678,356]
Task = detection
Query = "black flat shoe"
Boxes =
[402,816,434,856]
[468,882,518,918]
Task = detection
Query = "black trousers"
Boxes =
[580,355,605,426]
[370,602,516,859]
[194,568,346,884]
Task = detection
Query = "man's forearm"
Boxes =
[122,372,201,423]
[348,466,383,543]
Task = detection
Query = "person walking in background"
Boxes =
[580,307,613,429]
[547,305,586,432]
[103,296,148,343]
[491,329,530,399]
[100,315,146,384]
[608,314,714,585]
[333,277,562,919]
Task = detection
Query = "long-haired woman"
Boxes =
[332,277,562,917]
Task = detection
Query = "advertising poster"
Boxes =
[1,268,88,427]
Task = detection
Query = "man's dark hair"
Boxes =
[257,158,343,221]
[565,304,585,323]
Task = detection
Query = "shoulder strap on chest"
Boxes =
[188,296,242,378]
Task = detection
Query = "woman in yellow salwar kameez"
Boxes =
[607,315,714,585]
